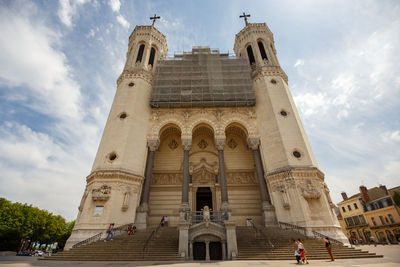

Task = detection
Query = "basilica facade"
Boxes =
[65,19,347,259]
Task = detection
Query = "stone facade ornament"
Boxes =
[227,138,237,149]
[92,184,111,201]
[197,139,208,150]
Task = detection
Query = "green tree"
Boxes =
[393,192,400,207]
[0,198,74,252]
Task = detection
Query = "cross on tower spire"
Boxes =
[150,14,160,26]
[239,12,250,26]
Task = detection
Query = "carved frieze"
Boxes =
[226,172,257,184]
[152,173,182,185]
[92,184,111,201]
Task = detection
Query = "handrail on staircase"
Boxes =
[72,223,134,249]
[142,224,162,257]
[251,223,275,249]
[278,221,344,246]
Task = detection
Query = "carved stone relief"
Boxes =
[92,184,111,201]
[299,179,321,199]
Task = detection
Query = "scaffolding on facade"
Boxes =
[150,46,255,108]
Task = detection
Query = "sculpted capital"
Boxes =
[247,137,260,150]
[181,138,192,150]
[147,139,160,151]
[214,137,226,150]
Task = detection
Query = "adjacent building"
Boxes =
[338,185,400,243]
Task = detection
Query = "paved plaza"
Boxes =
[0,245,399,267]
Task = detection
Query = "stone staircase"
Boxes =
[44,226,180,261]
[236,226,383,260]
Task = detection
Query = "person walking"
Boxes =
[324,237,334,261]
[160,216,165,226]
[164,216,169,226]
[104,223,115,241]
[297,239,309,264]
[370,235,376,247]
[293,239,301,264]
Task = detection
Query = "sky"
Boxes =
[0,0,399,221]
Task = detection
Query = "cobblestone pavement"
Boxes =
[1,244,399,267]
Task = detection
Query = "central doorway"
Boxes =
[193,242,206,260]
[196,187,213,211]
[209,242,222,260]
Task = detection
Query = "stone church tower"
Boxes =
[65,18,346,258]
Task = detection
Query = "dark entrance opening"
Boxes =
[196,187,213,211]
[209,242,222,260]
[193,242,206,260]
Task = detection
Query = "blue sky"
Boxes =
[0,0,399,221]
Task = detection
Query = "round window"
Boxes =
[293,151,301,158]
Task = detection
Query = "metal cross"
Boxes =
[150,14,160,26]
[239,12,250,26]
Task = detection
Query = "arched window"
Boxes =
[136,44,145,62]
[246,45,255,65]
[148,47,156,66]
[258,41,268,60]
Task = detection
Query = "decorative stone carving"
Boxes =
[168,139,178,150]
[300,180,321,199]
[226,172,257,184]
[192,167,215,184]
[227,138,237,149]
[181,138,192,150]
[189,158,218,176]
[78,187,89,211]
[92,184,111,201]
[247,137,260,150]
[197,139,208,150]
[147,139,160,151]
[214,138,225,150]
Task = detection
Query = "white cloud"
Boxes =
[109,0,121,12]
[116,14,130,28]
[294,59,304,68]
[57,0,89,27]
[0,6,81,120]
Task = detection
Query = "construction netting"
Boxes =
[150,47,255,108]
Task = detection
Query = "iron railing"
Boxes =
[72,223,134,249]
[251,223,275,249]
[142,224,162,258]
[185,210,229,225]
[278,221,344,245]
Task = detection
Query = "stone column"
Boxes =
[248,137,277,226]
[225,220,238,260]
[205,241,210,261]
[178,138,192,260]
[215,138,229,209]
[181,138,192,207]
[136,139,159,230]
